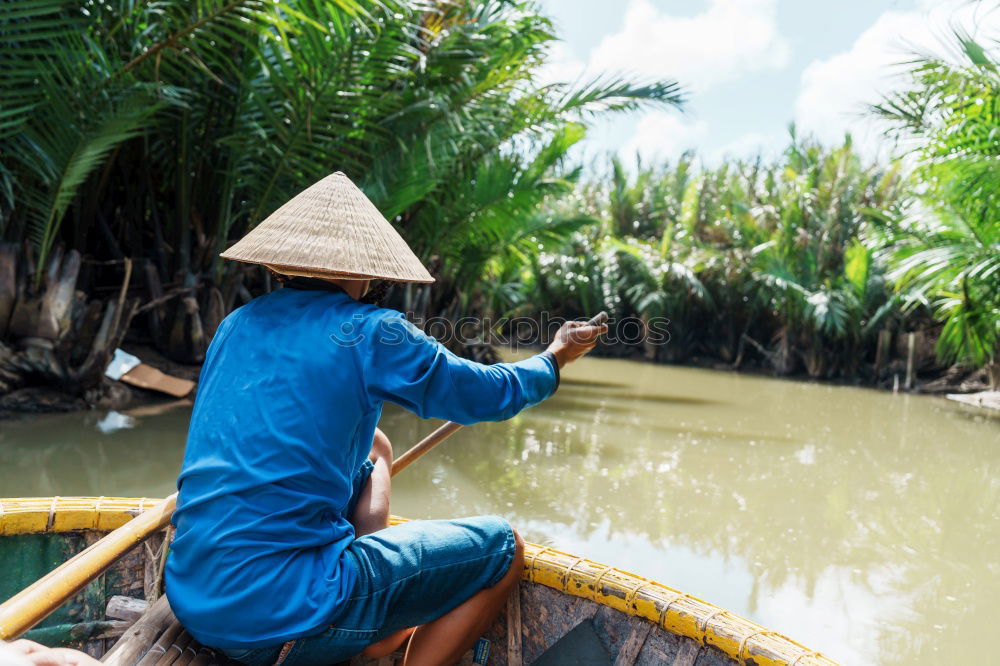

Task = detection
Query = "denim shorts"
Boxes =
[221,461,516,666]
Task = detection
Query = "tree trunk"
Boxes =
[0,243,16,338]
[987,361,999,390]
[874,328,891,378]
[771,327,795,375]
[0,249,137,405]
[803,344,825,378]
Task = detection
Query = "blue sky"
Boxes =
[536,0,999,165]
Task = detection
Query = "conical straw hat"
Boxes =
[221,172,434,283]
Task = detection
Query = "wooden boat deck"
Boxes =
[99,585,750,666]
[102,597,212,665]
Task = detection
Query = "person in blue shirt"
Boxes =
[165,173,604,666]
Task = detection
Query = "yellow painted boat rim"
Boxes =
[0,497,837,666]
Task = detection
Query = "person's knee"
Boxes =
[511,528,525,560]
[370,429,393,465]
[505,528,525,583]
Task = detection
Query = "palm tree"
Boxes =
[873,31,1000,385]
[0,0,683,401]
[523,133,911,380]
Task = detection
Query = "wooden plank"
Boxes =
[102,596,174,665]
[153,629,192,666]
[613,621,653,666]
[506,582,523,666]
[96,621,136,640]
[947,391,1000,411]
[171,644,202,666]
[107,596,149,623]
[135,618,184,666]
[187,650,215,666]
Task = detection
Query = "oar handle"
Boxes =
[584,311,608,327]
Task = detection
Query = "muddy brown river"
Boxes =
[1,356,996,665]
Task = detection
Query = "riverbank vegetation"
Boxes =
[0,1,996,413]
[0,0,678,409]
[516,136,916,384]
[492,30,999,391]
[874,32,999,385]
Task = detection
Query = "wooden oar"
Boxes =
[390,311,608,477]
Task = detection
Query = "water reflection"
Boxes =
[383,360,999,666]
[0,402,190,498]
[0,358,996,665]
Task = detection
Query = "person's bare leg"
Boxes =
[363,627,417,659]
[402,530,526,666]
[350,428,392,537]
[352,429,413,657]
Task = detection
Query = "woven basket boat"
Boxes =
[0,497,836,666]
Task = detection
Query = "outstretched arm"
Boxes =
[362,314,604,424]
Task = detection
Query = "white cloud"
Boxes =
[548,0,1000,165]
[756,564,909,665]
[620,111,709,163]
[578,0,789,166]
[536,42,587,87]
[794,2,1000,158]
[590,0,790,91]
[568,0,789,161]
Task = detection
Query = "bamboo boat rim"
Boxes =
[0,497,837,666]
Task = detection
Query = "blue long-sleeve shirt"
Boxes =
[164,285,557,648]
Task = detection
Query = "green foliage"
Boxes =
[5,0,991,386]
[0,0,681,320]
[874,31,1000,370]
[524,134,912,377]
[519,29,998,383]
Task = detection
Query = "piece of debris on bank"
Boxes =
[946,391,1000,411]
[105,349,195,398]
